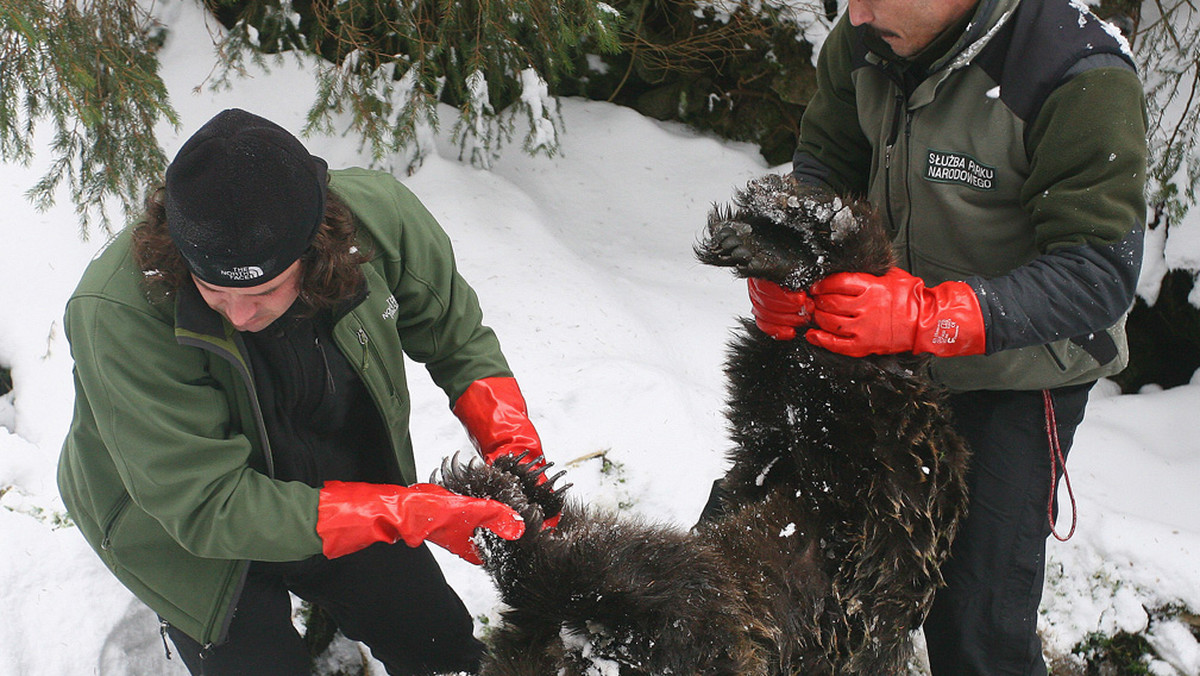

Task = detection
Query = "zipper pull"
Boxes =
[357,328,370,372]
[158,619,173,660]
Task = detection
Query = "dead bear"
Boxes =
[438,173,972,675]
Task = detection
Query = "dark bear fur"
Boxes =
[438,174,971,675]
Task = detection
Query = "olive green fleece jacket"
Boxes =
[794,0,1148,390]
[57,168,512,646]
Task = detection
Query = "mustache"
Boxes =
[867,25,901,40]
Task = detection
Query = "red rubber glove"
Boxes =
[747,278,815,340]
[316,481,525,563]
[805,268,986,358]
[454,377,559,528]
[453,377,548,475]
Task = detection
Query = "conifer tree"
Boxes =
[208,0,621,171]
[0,0,177,235]
[1136,0,1198,231]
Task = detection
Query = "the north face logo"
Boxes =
[220,266,265,282]
[931,318,960,345]
[382,295,400,320]
[925,150,996,191]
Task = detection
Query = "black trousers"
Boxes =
[165,542,484,676]
[924,382,1093,676]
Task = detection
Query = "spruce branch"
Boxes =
[210,0,621,171]
[0,0,178,237]
[1134,0,1200,227]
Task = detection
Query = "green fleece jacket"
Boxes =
[57,168,511,645]
[794,0,1148,390]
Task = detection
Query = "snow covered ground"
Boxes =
[1,1,1197,673]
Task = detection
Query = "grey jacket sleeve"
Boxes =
[968,227,1142,360]
[970,62,1147,359]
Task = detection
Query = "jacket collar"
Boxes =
[862,0,1020,76]
[931,0,1012,70]
[173,279,276,477]
[174,281,229,341]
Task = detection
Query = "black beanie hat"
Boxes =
[165,108,329,287]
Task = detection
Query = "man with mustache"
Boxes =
[743,0,1148,672]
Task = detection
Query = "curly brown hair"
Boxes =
[132,186,371,312]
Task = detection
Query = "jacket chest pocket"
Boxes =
[341,318,401,403]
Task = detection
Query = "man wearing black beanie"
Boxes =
[58,109,555,675]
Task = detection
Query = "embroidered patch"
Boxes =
[924,149,996,191]
[219,265,264,282]
[382,295,400,320]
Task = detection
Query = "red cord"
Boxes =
[1043,389,1077,542]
